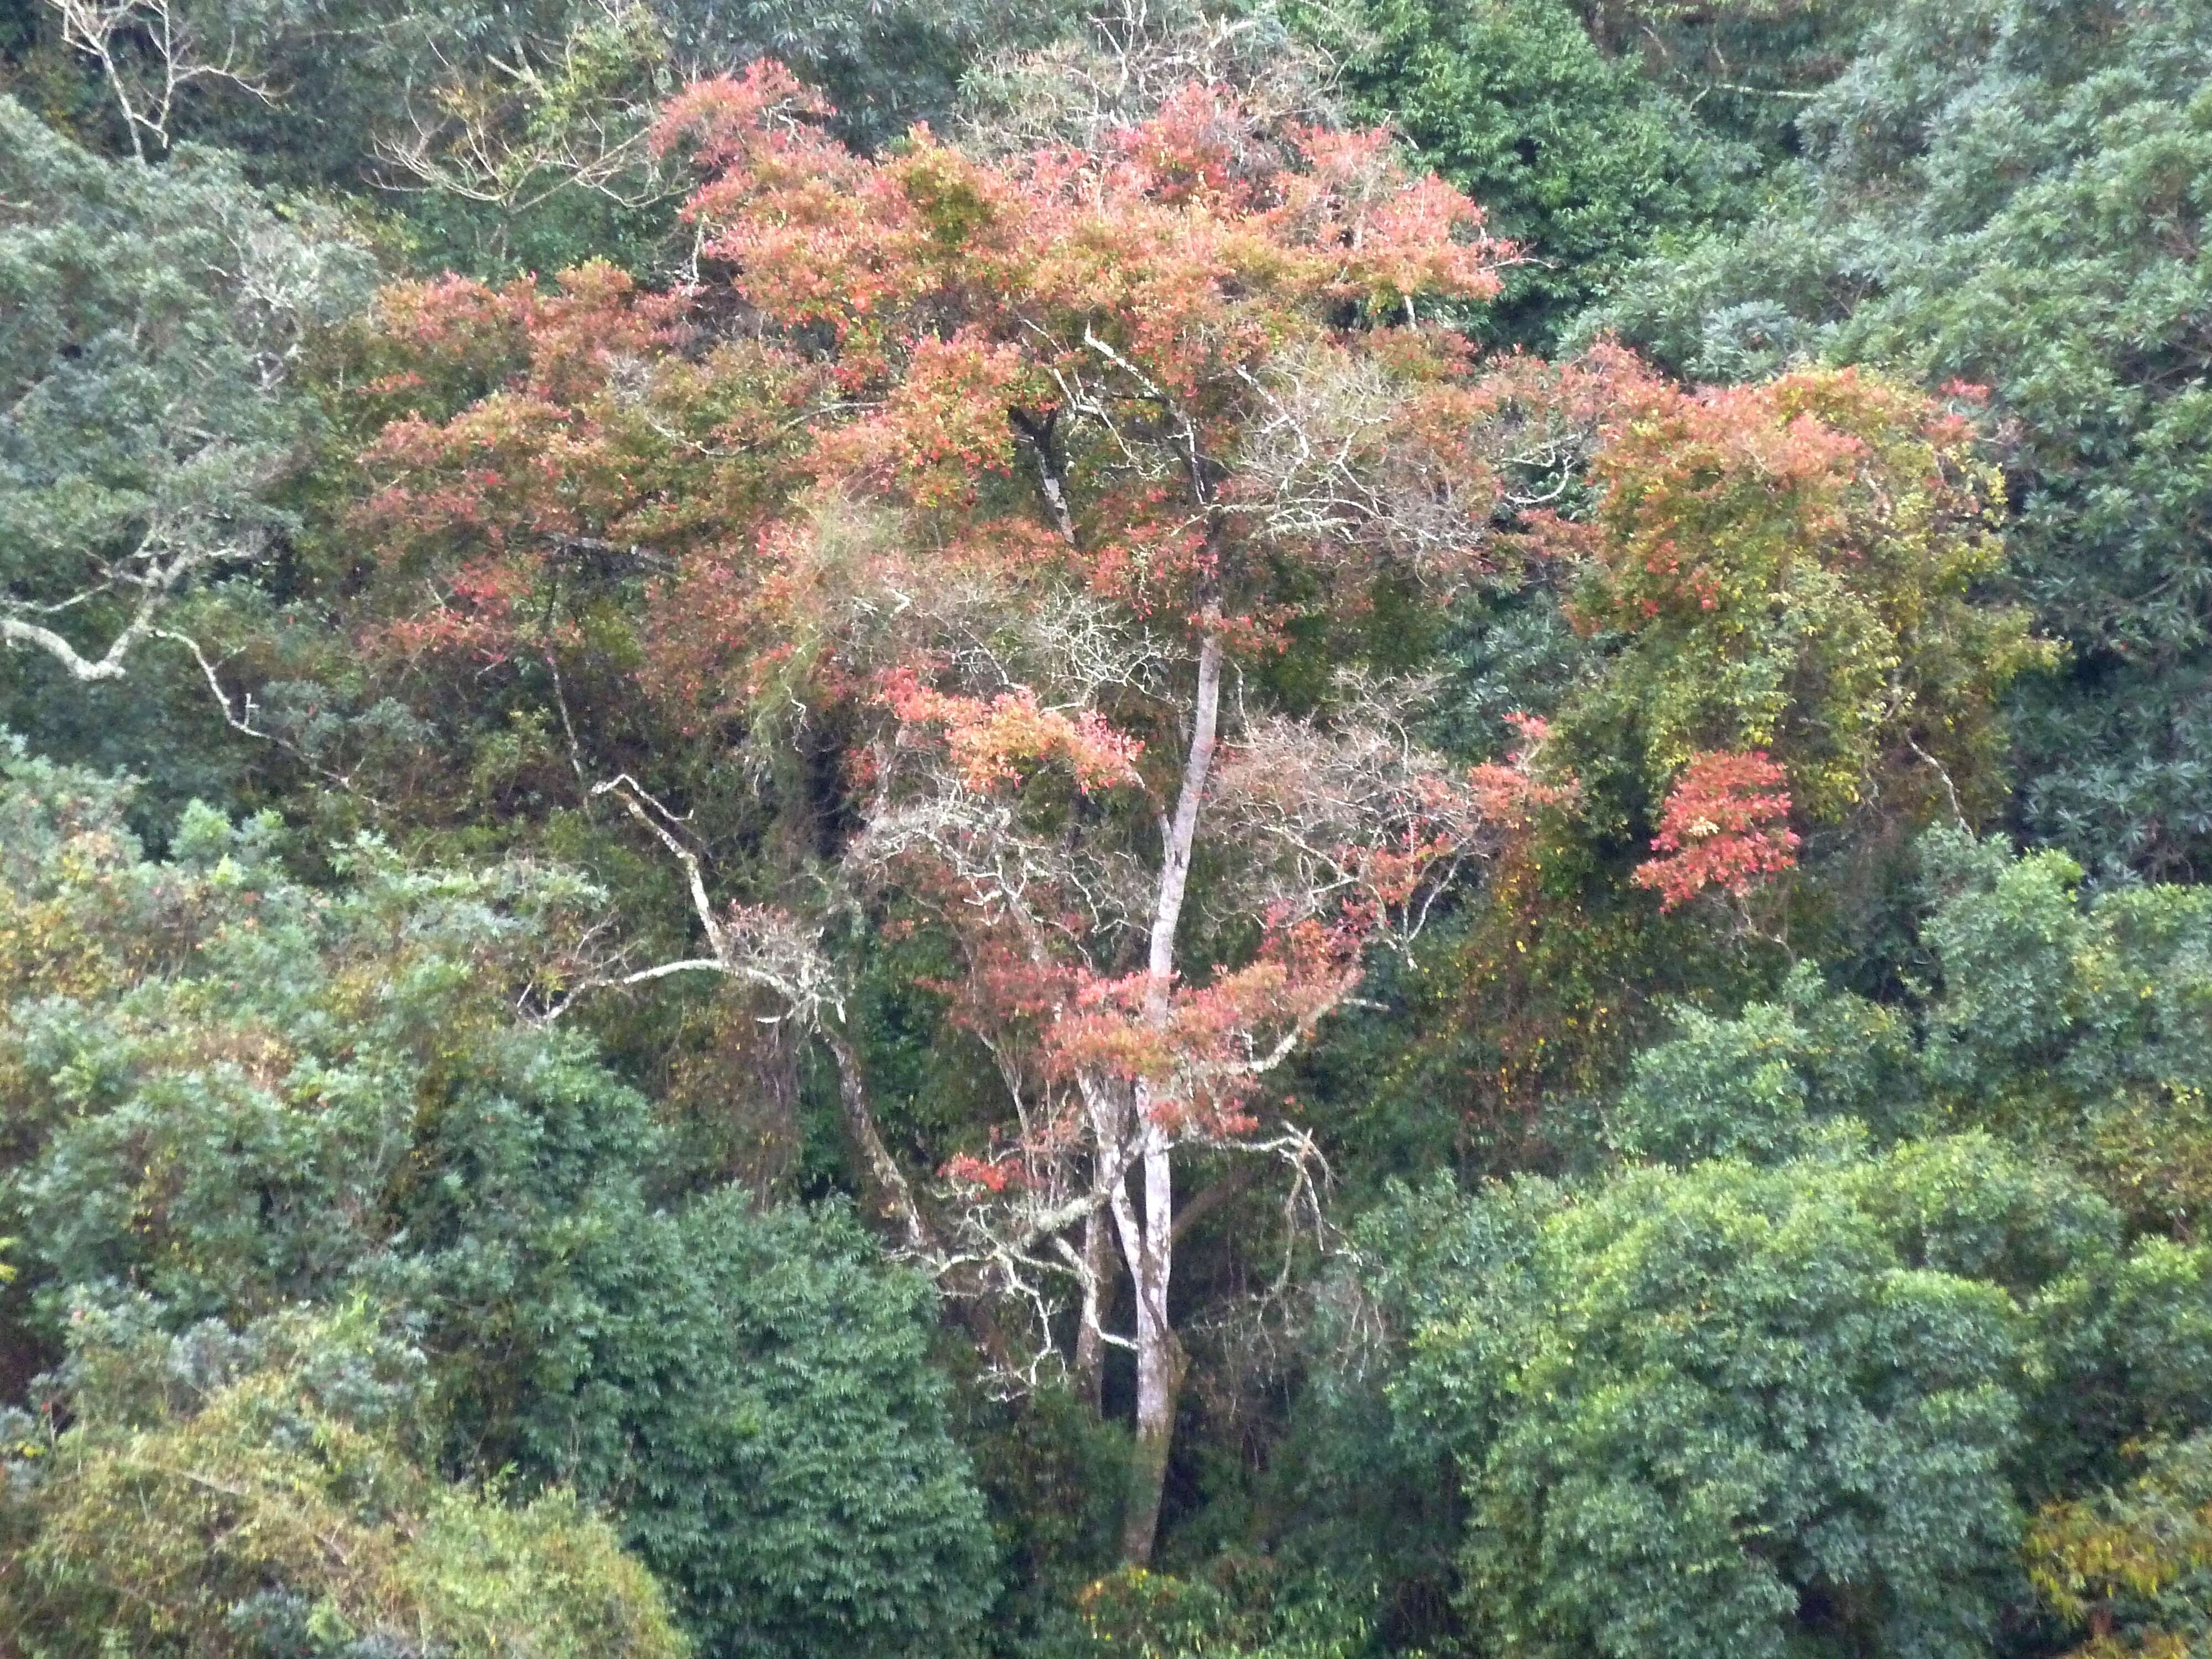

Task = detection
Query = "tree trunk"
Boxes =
[1113,618,1224,1565]
[1145,622,1223,1011]
[824,1022,1030,1372]
[821,1024,931,1252]
[1118,1130,1187,1564]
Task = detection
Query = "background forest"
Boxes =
[3,0,2211,1654]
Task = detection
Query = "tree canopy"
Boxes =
[5,1,2212,1654]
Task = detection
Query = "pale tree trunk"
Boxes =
[825,1021,1036,1375]
[1113,618,1223,1565]
[1116,1124,1187,1563]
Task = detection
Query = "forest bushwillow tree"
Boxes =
[354,62,1525,1559]
[648,67,1527,1564]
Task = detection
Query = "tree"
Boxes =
[346,62,1522,1563]
[349,0,1091,270]
[1606,828,2212,1234]
[959,0,1338,163]
[1603,958,1921,1165]
[1305,0,1751,348]
[1070,1561,1375,1658]
[1355,354,2049,1151]
[1572,0,1872,154]
[2029,1432,2212,1659]
[0,742,1003,1656]
[6,0,1084,275]
[1590,0,2212,877]
[1528,358,2049,850]
[29,0,281,161]
[467,1194,1001,1659]
[1383,1137,2212,1659]
[659,65,1519,1562]
[0,738,623,1341]
[1629,747,1799,911]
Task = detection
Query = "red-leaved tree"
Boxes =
[352,62,1525,1561]
[656,66,1531,1558]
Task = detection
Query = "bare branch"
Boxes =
[590,773,727,961]
[958,0,1342,158]
[369,0,679,213]
[5,519,252,682]
[42,0,276,157]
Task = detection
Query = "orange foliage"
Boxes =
[1632,750,1800,911]
[883,667,1144,795]
[1047,919,1366,1139]
[351,60,1514,728]
[342,64,1530,1241]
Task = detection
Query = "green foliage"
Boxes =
[1538,362,2049,833]
[1385,1139,2212,1659]
[1920,831,2212,1235]
[1082,1569,1254,1658]
[662,0,1077,148]
[1607,962,1922,1164]
[1591,0,2212,875]
[2028,1431,2212,1658]
[1313,0,1749,347]
[1385,359,2052,1141]
[1919,835,2212,1125]
[1074,1562,1374,1659]
[486,1193,1001,1659]
[2,0,1078,276]
[0,1303,688,1658]
[0,738,630,1333]
[964,1384,1133,1653]
[1268,1177,1511,1655]
[12,0,2212,1644]
[1615,829,2212,1230]
[0,744,1001,1658]
[1577,0,1874,153]
[0,96,367,712]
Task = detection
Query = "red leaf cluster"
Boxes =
[1632,750,1801,911]
[1467,713,1576,829]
